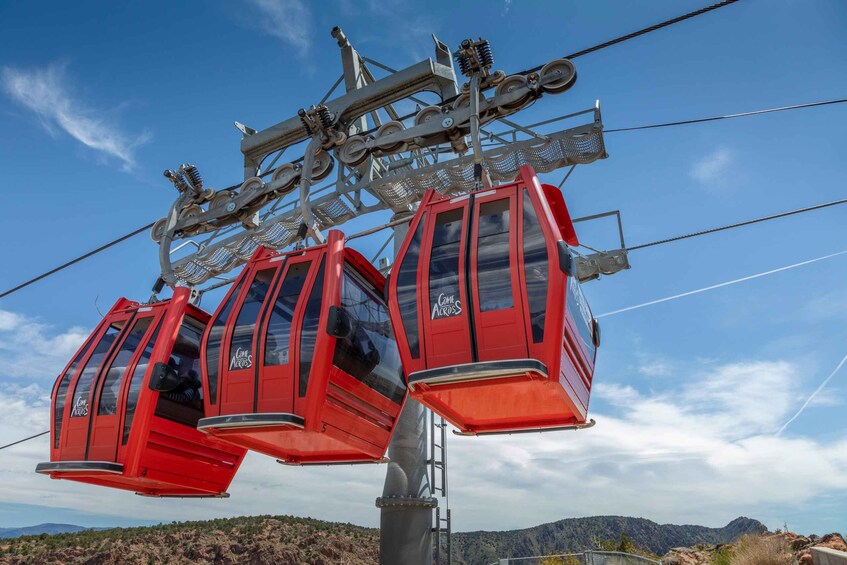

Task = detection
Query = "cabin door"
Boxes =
[60,312,134,460]
[420,197,474,368]
[86,310,161,461]
[468,187,530,362]
[254,255,314,414]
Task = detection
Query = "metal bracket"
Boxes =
[572,210,631,282]
[574,250,630,282]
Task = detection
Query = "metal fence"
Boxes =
[490,550,662,565]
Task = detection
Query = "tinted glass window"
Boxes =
[98,317,153,416]
[333,267,406,404]
[567,277,596,359]
[53,338,95,448]
[396,214,425,358]
[123,320,162,444]
[228,269,275,371]
[70,323,124,418]
[429,208,464,320]
[155,317,206,427]
[265,261,310,366]
[477,199,514,312]
[522,191,549,343]
[205,279,245,405]
[299,258,325,397]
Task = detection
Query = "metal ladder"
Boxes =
[429,411,452,565]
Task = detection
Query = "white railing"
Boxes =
[489,550,662,565]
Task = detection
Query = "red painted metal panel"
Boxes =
[389,166,598,434]
[40,288,246,496]
[199,230,406,464]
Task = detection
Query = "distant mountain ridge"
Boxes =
[0,514,767,564]
[451,516,768,564]
[0,523,94,539]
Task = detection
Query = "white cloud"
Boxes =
[690,146,734,185]
[1,64,150,171]
[244,0,311,55]
[503,0,513,15]
[0,307,88,382]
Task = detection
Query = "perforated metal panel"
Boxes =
[369,123,605,211]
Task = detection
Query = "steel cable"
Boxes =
[519,0,742,74]
[0,223,155,300]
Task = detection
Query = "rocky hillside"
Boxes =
[451,516,767,565]
[0,515,379,565]
[663,531,847,565]
[0,514,771,565]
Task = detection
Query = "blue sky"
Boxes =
[1,0,846,537]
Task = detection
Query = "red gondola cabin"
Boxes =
[387,165,600,435]
[36,287,247,497]
[197,230,406,464]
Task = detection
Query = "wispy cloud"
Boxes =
[503,0,513,15]
[690,146,734,185]
[1,64,150,171]
[244,0,312,55]
[0,307,88,382]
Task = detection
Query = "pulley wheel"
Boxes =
[311,149,335,181]
[271,162,300,193]
[337,136,369,166]
[178,204,203,221]
[375,120,406,152]
[414,105,443,127]
[494,74,531,110]
[211,192,236,211]
[451,93,488,126]
[539,59,577,94]
[240,177,265,195]
[150,217,168,242]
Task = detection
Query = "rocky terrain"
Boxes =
[0,513,842,565]
[0,515,379,565]
[663,531,847,565]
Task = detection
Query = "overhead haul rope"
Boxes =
[626,197,847,251]
[0,430,49,450]
[596,249,847,318]
[605,98,847,133]
[517,0,742,74]
[0,223,154,300]
[359,0,744,136]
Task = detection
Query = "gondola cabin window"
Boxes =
[69,323,124,418]
[53,338,95,448]
[429,209,464,320]
[264,261,311,367]
[205,278,244,405]
[98,317,153,416]
[123,320,162,444]
[477,199,513,312]
[522,190,549,343]
[229,269,275,371]
[567,276,596,359]
[299,259,325,397]
[332,265,406,404]
[155,317,206,427]
[395,213,426,358]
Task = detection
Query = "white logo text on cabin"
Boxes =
[230,347,253,370]
[431,293,462,319]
